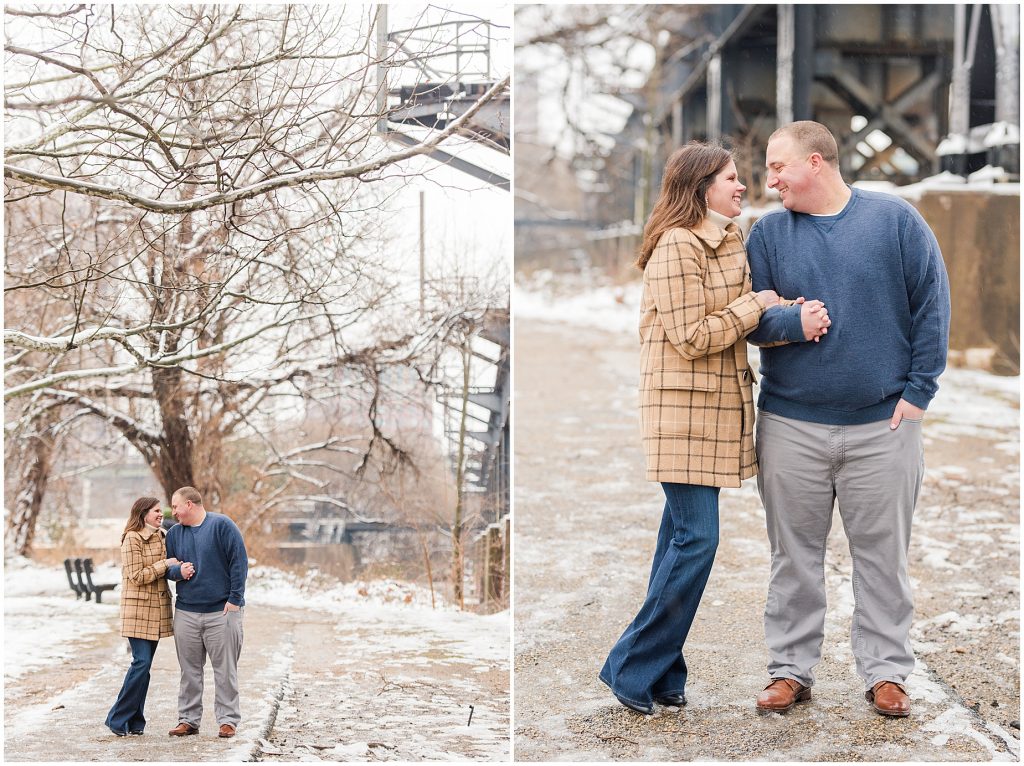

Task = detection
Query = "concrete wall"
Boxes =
[910,188,1020,374]
[276,543,358,579]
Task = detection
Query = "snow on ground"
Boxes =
[926,367,1020,450]
[247,565,510,665]
[514,269,638,335]
[247,565,447,610]
[6,526,509,760]
[5,597,116,681]
[515,283,1018,760]
[4,557,120,681]
[5,558,508,679]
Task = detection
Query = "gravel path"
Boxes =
[513,318,1019,762]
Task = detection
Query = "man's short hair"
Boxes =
[770,121,840,167]
[173,486,204,506]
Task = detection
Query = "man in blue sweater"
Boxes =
[746,121,950,718]
[165,486,249,738]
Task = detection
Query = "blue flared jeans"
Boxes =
[106,637,159,734]
[599,482,720,707]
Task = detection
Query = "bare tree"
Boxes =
[515,5,699,161]
[4,4,509,554]
[516,6,738,232]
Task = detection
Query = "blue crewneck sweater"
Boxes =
[165,512,248,612]
[746,187,950,425]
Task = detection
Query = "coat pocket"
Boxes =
[649,369,718,438]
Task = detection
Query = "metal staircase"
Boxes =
[438,306,510,523]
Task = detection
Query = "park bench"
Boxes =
[63,558,86,599]
[69,558,118,603]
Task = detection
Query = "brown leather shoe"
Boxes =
[866,681,910,717]
[755,678,812,713]
[168,722,198,737]
[218,724,236,738]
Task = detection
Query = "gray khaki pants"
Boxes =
[755,411,924,689]
[173,607,244,727]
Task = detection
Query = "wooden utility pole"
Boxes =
[451,341,472,609]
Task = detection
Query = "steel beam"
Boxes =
[991,3,1020,128]
[654,4,770,129]
[385,130,510,190]
[816,50,938,171]
[707,53,722,142]
[777,4,796,125]
[839,70,943,167]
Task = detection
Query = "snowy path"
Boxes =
[4,565,509,762]
[513,291,1018,762]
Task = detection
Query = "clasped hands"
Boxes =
[756,291,831,342]
[165,557,195,580]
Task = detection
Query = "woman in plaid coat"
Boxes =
[600,142,792,715]
[105,496,178,736]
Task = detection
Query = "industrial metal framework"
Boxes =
[376,8,510,189]
[437,306,510,526]
[375,7,511,525]
[606,4,1018,227]
[275,10,511,553]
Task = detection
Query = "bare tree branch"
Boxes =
[4,76,509,213]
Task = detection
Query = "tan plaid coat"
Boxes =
[639,219,769,487]
[119,526,173,640]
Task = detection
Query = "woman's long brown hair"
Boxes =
[637,141,733,269]
[122,496,161,543]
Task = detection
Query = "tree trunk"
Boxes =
[6,421,56,557]
[151,366,196,501]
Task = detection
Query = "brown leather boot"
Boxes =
[755,678,811,713]
[218,724,237,738]
[866,681,910,717]
[168,722,198,736]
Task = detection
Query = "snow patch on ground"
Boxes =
[924,706,1018,760]
[225,647,294,761]
[247,565,447,611]
[926,367,1020,447]
[4,556,121,681]
[5,597,117,680]
[514,270,639,335]
[247,566,508,665]
[5,554,119,597]
[5,558,508,684]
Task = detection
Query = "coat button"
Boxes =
[742,369,750,382]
